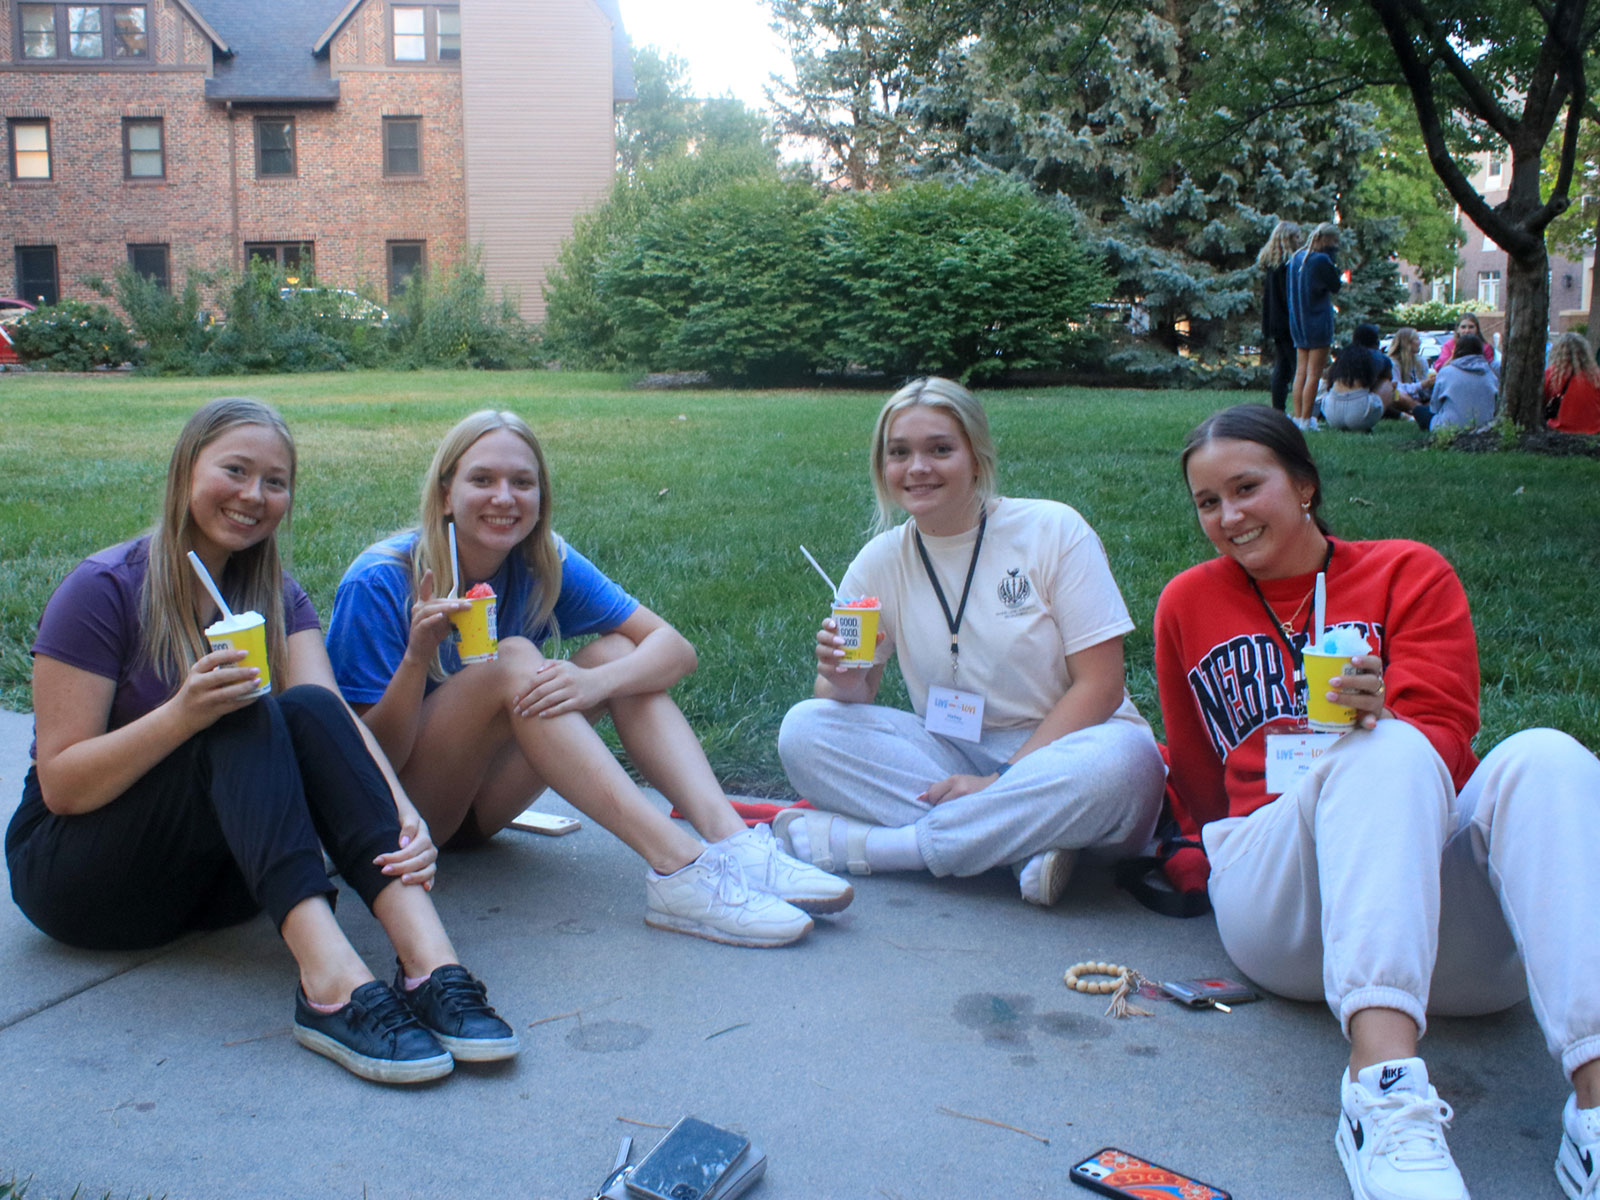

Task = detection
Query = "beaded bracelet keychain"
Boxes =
[1063,961,1153,1019]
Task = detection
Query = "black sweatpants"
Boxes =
[7,686,402,951]
[1270,338,1296,412]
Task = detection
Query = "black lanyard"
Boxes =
[1244,539,1335,688]
[914,507,987,682]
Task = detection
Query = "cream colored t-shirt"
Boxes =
[839,497,1146,732]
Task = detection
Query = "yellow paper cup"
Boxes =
[450,595,498,663]
[831,602,880,669]
[1303,651,1358,731]
[205,610,270,698]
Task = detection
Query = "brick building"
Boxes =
[1395,155,1592,344]
[2,0,632,321]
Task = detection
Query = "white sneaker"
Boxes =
[1306,416,1322,432]
[1336,1058,1468,1200]
[1557,1093,1600,1199]
[645,848,813,948]
[721,824,854,914]
[1016,848,1077,906]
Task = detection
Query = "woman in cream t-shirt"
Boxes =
[776,378,1165,906]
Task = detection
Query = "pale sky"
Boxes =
[615,0,791,110]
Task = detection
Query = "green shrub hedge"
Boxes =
[9,300,137,371]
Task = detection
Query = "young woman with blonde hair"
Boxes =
[1256,220,1303,413]
[327,410,849,949]
[1543,331,1600,433]
[776,378,1165,905]
[1286,221,1343,431]
[7,398,516,1085]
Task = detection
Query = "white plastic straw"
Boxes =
[447,519,460,599]
[186,551,234,621]
[799,545,840,600]
[1313,571,1326,649]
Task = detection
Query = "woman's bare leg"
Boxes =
[281,896,375,1006]
[1291,349,1311,421]
[571,634,746,843]
[398,638,704,874]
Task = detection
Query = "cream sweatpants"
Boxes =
[1203,719,1600,1079]
[777,698,1166,877]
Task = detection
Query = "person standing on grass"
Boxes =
[325,409,849,950]
[6,397,517,1086]
[1286,222,1342,432]
[1156,402,1600,1200]
[1544,331,1600,434]
[1257,220,1303,414]
[775,377,1165,906]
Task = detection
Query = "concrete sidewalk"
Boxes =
[0,706,1572,1199]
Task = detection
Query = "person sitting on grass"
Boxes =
[1385,327,1431,417]
[1156,402,1600,1200]
[326,409,850,950]
[1544,331,1600,435]
[1321,342,1388,433]
[775,377,1166,906]
[1424,333,1499,433]
[6,397,516,1086]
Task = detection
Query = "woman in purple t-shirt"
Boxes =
[6,397,516,1085]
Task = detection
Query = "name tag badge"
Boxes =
[1264,732,1345,795]
[925,685,985,743]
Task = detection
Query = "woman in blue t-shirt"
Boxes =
[6,397,516,1085]
[326,409,850,948]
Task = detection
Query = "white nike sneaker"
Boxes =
[1557,1092,1600,1199]
[720,824,854,914]
[1335,1058,1468,1200]
[644,847,813,948]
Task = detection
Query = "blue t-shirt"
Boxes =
[326,530,639,705]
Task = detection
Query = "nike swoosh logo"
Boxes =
[1581,1146,1595,1175]
[1348,1116,1363,1150]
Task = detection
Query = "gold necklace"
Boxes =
[1269,584,1316,637]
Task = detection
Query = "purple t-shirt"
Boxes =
[30,536,319,757]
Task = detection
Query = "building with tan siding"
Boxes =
[2,0,632,321]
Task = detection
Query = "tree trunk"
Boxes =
[1502,245,1551,428]
[1588,200,1600,356]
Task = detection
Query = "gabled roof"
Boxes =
[170,0,230,55]
[202,0,343,103]
[312,0,635,103]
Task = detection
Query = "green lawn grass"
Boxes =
[2,370,1596,790]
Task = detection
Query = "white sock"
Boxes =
[1016,852,1045,896]
[863,825,926,872]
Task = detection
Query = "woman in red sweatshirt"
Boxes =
[1154,403,1600,1200]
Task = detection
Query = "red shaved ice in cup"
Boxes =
[451,583,498,663]
[830,596,880,669]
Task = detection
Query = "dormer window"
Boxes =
[17,4,149,61]
[390,4,458,64]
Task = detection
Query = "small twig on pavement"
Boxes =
[936,1105,1050,1144]
[616,1116,672,1130]
[529,995,623,1028]
[222,1028,289,1047]
[703,1022,749,1041]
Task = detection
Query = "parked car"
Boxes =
[278,287,389,325]
[1417,329,1448,368]
[0,297,38,326]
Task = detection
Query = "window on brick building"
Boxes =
[254,117,296,177]
[127,243,170,291]
[245,242,314,284]
[390,5,458,64]
[16,3,148,60]
[387,241,425,298]
[15,245,59,306]
[383,116,421,176]
[9,118,50,180]
[123,117,163,178]
[1478,270,1502,309]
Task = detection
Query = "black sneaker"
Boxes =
[394,964,519,1062]
[292,980,453,1085]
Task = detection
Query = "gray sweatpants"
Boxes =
[777,699,1166,877]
